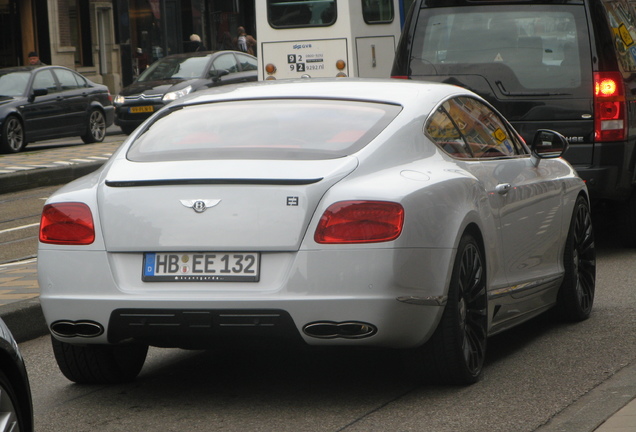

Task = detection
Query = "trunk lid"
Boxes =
[98,157,358,251]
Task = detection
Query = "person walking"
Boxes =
[27,51,45,65]
[235,26,257,56]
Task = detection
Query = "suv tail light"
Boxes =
[594,71,626,142]
[40,203,95,245]
[314,201,404,244]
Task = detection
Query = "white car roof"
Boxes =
[178,78,473,109]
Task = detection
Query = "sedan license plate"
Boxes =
[143,252,260,282]
[130,105,154,114]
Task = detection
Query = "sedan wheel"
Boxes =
[0,370,25,432]
[0,116,25,153]
[81,109,106,143]
[51,336,148,384]
[555,195,596,321]
[412,233,488,385]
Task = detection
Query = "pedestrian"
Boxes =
[188,34,206,52]
[235,26,257,56]
[27,51,45,65]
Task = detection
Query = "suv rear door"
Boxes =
[394,4,595,166]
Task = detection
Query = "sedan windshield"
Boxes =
[137,56,211,82]
[127,99,401,161]
[0,71,30,96]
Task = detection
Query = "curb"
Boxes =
[1,161,104,195]
[1,298,48,344]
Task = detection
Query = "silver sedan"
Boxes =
[37,79,596,385]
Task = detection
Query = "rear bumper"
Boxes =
[38,248,453,349]
[569,140,636,202]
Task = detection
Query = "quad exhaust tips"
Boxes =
[303,321,377,339]
[50,320,104,338]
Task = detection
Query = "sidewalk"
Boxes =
[0,129,634,432]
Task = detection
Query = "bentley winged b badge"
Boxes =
[180,199,221,213]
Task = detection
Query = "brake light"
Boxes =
[594,71,626,141]
[391,76,409,80]
[39,203,95,245]
[314,201,404,244]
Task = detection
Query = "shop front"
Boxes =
[116,0,255,87]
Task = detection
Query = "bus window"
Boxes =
[267,0,337,28]
[362,0,395,24]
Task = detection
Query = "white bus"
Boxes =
[256,0,403,80]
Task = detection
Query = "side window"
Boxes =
[236,53,258,71]
[445,97,521,158]
[362,0,394,24]
[32,70,59,94]
[54,69,82,90]
[426,108,473,158]
[212,54,239,74]
[606,2,636,72]
[268,0,336,27]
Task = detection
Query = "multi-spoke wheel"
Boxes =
[413,232,488,385]
[81,109,107,143]
[0,115,25,153]
[0,369,27,432]
[556,195,596,322]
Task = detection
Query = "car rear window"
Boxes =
[411,5,591,96]
[127,99,402,161]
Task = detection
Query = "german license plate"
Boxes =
[143,252,260,282]
[130,105,154,113]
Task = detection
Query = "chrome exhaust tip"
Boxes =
[303,321,377,339]
[51,320,104,338]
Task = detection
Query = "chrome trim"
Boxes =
[488,275,563,300]
[396,296,447,306]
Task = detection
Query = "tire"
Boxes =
[0,369,29,431]
[81,109,107,144]
[620,192,636,247]
[51,336,148,384]
[555,195,596,322]
[413,233,488,385]
[0,115,26,153]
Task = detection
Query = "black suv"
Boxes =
[393,0,636,243]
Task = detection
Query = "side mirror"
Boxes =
[29,88,48,102]
[209,69,230,81]
[530,129,569,166]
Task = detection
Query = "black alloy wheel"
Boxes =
[0,116,25,153]
[415,233,488,385]
[556,195,596,321]
[81,109,107,143]
[0,369,27,431]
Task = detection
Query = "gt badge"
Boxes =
[180,199,221,213]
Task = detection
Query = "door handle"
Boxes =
[496,183,512,195]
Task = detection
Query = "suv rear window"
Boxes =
[411,5,591,96]
[127,99,401,161]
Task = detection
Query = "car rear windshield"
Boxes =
[137,55,211,82]
[411,5,591,96]
[127,99,402,161]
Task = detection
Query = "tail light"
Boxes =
[594,71,626,142]
[39,203,95,245]
[314,201,404,244]
[391,76,409,79]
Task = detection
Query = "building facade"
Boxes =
[0,0,256,94]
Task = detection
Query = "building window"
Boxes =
[68,0,93,66]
